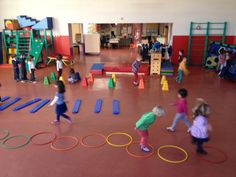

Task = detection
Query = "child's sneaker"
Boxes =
[141,147,150,152]
[133,81,139,86]
[51,120,60,125]
[187,128,191,133]
[65,118,72,123]
[197,149,208,155]
[166,127,175,132]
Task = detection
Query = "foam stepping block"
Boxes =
[0,97,21,111]
[94,99,102,113]
[13,98,41,111]
[72,99,81,114]
[29,99,50,113]
[113,99,120,115]
[1,96,10,102]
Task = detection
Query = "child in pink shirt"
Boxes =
[166,88,191,132]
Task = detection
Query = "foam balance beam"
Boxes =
[29,99,50,113]
[1,96,10,102]
[13,98,42,111]
[0,97,21,111]
[94,99,102,113]
[113,99,120,115]
[72,99,81,114]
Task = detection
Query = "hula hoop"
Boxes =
[106,132,133,148]
[0,129,10,140]
[126,141,155,158]
[0,135,30,150]
[157,145,188,164]
[80,133,106,148]
[30,132,57,145]
[50,136,79,151]
[198,145,228,164]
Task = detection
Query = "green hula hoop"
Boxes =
[1,135,31,150]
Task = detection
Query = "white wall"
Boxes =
[0,0,235,35]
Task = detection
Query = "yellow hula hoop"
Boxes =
[157,145,188,164]
[106,132,133,147]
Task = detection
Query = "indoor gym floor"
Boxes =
[0,48,236,177]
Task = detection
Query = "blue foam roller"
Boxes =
[13,98,41,111]
[0,97,21,111]
[72,99,81,114]
[94,99,102,113]
[29,99,50,113]
[113,99,120,115]
[1,96,10,102]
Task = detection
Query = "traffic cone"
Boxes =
[160,75,166,85]
[138,78,144,89]
[82,78,88,87]
[88,73,94,84]
[59,76,65,84]
[50,72,56,81]
[43,76,50,85]
[108,78,114,88]
[112,74,117,84]
[162,80,169,91]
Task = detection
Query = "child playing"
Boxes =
[132,57,141,86]
[177,50,184,63]
[135,106,166,152]
[27,55,36,83]
[217,48,227,77]
[19,53,28,82]
[68,68,78,84]
[11,54,20,82]
[0,82,1,102]
[56,54,63,80]
[190,98,211,155]
[166,88,191,132]
[176,55,189,84]
[49,80,72,125]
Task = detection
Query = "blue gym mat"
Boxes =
[94,99,102,113]
[90,63,104,70]
[72,99,81,114]
[1,96,10,102]
[29,99,50,113]
[113,99,120,115]
[13,98,42,111]
[0,97,21,111]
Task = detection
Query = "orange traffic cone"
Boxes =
[82,78,88,87]
[138,78,144,89]
[88,73,94,84]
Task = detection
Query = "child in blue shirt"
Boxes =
[11,54,20,82]
[132,57,141,86]
[49,80,72,125]
[19,53,28,82]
